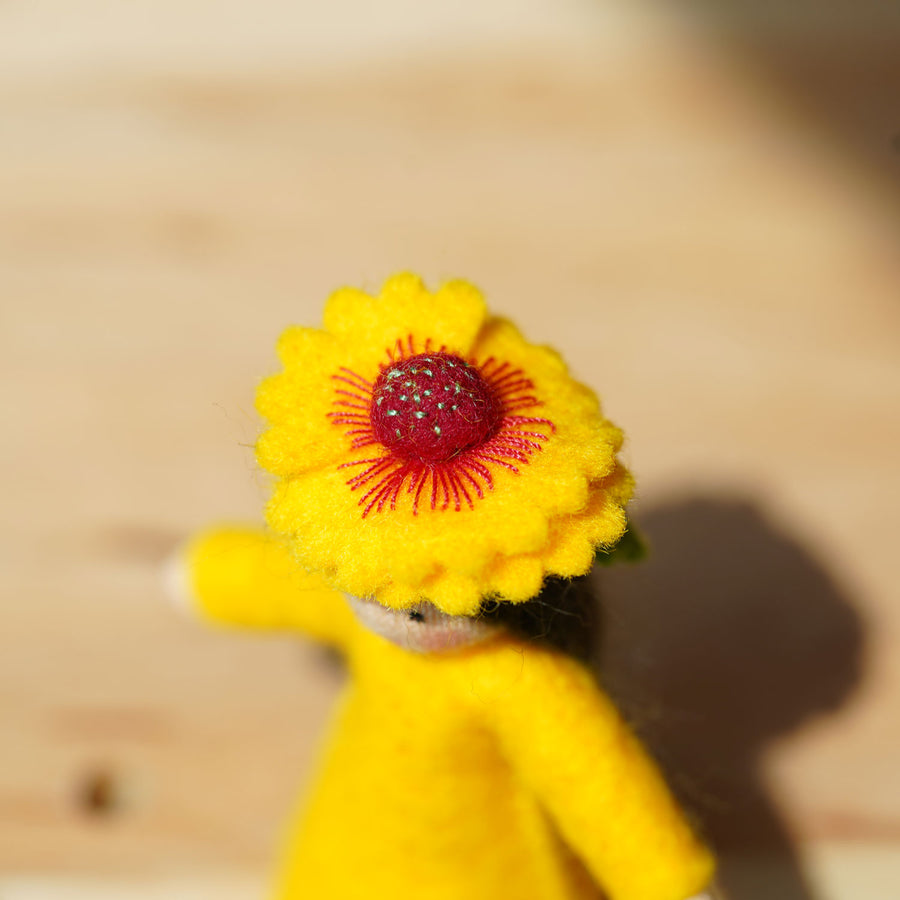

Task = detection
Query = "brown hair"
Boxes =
[479,573,600,663]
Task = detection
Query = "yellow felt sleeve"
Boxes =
[184,526,355,647]
[481,645,715,900]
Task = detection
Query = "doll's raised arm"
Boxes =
[481,642,715,900]
[174,527,355,648]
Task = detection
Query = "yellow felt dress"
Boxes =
[187,528,715,900]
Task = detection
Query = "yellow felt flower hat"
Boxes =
[256,273,633,616]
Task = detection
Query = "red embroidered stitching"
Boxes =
[329,337,554,517]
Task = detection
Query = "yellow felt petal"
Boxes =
[484,554,547,604]
[420,569,483,616]
[258,273,635,614]
[324,273,487,357]
[256,424,339,476]
[471,317,561,377]
[269,462,553,597]
[275,325,338,369]
[541,506,608,576]
[580,468,633,547]
[256,370,336,426]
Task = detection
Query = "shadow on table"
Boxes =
[671,0,900,208]
[596,495,866,900]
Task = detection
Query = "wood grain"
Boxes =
[1,3,898,897]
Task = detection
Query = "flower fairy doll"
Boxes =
[173,273,717,900]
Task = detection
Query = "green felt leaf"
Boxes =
[594,523,647,566]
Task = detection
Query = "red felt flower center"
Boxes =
[370,353,504,464]
[329,336,555,517]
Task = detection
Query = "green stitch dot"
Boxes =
[413,392,421,404]
[414,411,427,419]
[399,394,407,401]
[387,409,398,416]
[423,390,432,397]
[437,402,445,410]
[433,425,441,435]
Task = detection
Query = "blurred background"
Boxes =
[2,1,898,898]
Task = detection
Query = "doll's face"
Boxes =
[345,595,498,653]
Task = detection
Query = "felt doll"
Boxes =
[172,273,717,900]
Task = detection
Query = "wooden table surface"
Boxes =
[2,3,899,898]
